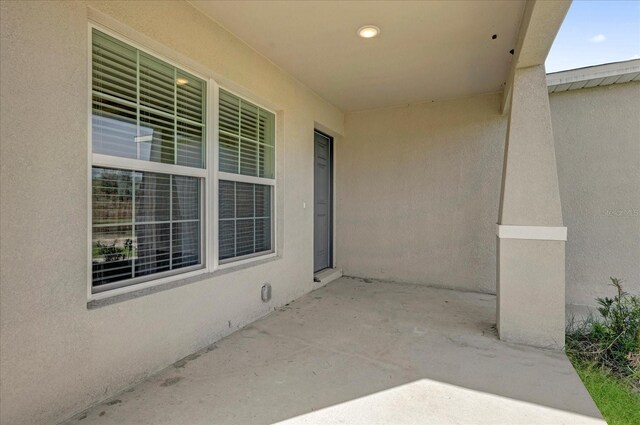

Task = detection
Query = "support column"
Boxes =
[497,65,566,349]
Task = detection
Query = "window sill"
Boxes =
[87,254,282,309]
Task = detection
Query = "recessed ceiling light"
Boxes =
[176,78,189,85]
[358,25,380,39]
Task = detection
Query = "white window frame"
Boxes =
[212,86,278,270]
[87,24,280,300]
[87,23,215,300]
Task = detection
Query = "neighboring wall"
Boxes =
[0,2,343,425]
[337,94,506,294]
[550,82,640,307]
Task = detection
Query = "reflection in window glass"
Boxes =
[92,30,205,169]
[92,167,201,288]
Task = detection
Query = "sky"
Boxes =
[546,0,640,73]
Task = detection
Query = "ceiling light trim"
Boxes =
[357,25,380,39]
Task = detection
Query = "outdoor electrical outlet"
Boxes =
[261,283,272,302]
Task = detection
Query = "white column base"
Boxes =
[497,228,566,349]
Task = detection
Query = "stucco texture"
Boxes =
[550,82,640,307]
[0,1,343,425]
[337,82,639,307]
[337,94,506,294]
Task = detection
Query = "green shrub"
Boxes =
[566,278,640,387]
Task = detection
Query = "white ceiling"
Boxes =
[191,0,526,112]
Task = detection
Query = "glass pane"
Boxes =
[173,176,200,221]
[240,101,259,141]
[236,182,254,218]
[177,72,204,123]
[92,96,138,159]
[177,120,204,168]
[135,223,171,276]
[255,218,271,253]
[236,219,255,257]
[240,139,258,177]
[139,109,175,164]
[219,132,239,173]
[91,166,202,288]
[255,185,271,218]
[218,182,272,262]
[258,109,275,146]
[258,145,275,179]
[135,172,170,223]
[219,89,240,135]
[92,30,137,103]
[92,30,206,169]
[219,220,235,260]
[140,53,175,115]
[173,222,200,269]
[92,225,134,286]
[219,90,275,179]
[92,168,133,224]
[219,180,235,219]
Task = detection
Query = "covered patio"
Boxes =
[3,0,622,424]
[64,278,603,424]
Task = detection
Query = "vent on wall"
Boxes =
[261,283,271,302]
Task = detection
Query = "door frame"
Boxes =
[314,129,334,272]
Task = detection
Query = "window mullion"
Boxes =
[233,181,237,258]
[174,67,178,166]
[136,49,141,161]
[237,100,242,175]
[131,170,136,279]
[169,174,173,270]
[253,184,256,254]
[93,154,207,178]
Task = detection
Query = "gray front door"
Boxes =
[314,131,332,273]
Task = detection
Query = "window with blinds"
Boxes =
[218,90,275,262]
[91,29,206,292]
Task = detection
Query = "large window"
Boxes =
[91,29,206,292]
[218,90,275,262]
[90,28,278,293]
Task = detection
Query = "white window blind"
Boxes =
[218,90,275,262]
[91,29,207,292]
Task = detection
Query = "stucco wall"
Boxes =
[336,94,506,294]
[336,83,639,306]
[0,2,343,424]
[550,82,640,307]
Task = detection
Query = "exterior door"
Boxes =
[314,131,332,272]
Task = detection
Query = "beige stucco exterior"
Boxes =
[550,82,640,307]
[337,76,638,313]
[0,0,636,423]
[497,65,565,348]
[336,93,506,293]
[0,2,343,425]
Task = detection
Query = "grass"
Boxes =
[570,358,640,425]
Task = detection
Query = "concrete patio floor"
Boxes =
[64,277,604,425]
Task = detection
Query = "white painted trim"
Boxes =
[217,252,278,270]
[547,59,640,87]
[313,268,342,286]
[86,24,94,301]
[213,85,279,269]
[211,80,220,270]
[496,224,567,241]
[87,24,212,298]
[217,171,275,186]
[86,19,283,298]
[89,268,208,301]
[92,154,208,178]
